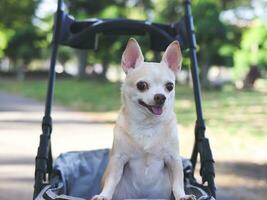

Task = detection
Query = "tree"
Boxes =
[234,22,267,88]
[58,46,73,72]
[0,28,8,58]
[66,0,153,80]
[5,26,46,79]
[0,0,43,77]
[191,0,228,88]
[67,0,127,79]
[153,0,237,88]
[0,0,37,30]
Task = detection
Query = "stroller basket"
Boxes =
[35,150,214,200]
[33,0,216,199]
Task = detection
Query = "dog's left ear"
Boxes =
[162,41,182,73]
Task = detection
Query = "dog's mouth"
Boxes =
[138,100,163,115]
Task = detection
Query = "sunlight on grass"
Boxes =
[175,86,267,137]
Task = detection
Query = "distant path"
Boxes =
[0,92,265,200]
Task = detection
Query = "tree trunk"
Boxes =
[16,60,25,81]
[199,51,210,89]
[154,52,161,62]
[96,53,110,81]
[76,49,88,79]
[200,62,210,89]
[99,62,108,80]
[243,65,261,89]
[186,67,191,86]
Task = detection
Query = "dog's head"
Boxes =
[121,38,182,117]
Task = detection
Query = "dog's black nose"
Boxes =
[154,94,166,105]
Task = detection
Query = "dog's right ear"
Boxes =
[121,38,144,74]
[162,41,182,73]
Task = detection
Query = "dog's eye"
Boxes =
[166,82,174,92]
[136,81,149,91]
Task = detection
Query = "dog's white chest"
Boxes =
[113,153,171,200]
[129,123,164,150]
[128,153,164,176]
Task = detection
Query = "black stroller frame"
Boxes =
[33,0,216,199]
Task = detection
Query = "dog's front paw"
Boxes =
[91,194,110,200]
[179,194,196,200]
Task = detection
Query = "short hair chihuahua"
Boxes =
[92,38,195,200]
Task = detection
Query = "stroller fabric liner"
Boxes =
[35,149,214,200]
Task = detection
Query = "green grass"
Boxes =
[175,86,267,137]
[0,79,122,111]
[0,79,266,138]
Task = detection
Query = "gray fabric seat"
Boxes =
[53,149,110,198]
[36,149,213,200]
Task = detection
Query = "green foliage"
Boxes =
[67,0,156,68]
[153,0,183,23]
[0,28,8,58]
[5,26,47,65]
[68,0,126,18]
[234,23,267,78]
[0,0,45,68]
[1,0,266,83]
[0,0,37,29]
[218,25,242,66]
[192,0,227,65]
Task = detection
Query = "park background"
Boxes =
[0,0,266,200]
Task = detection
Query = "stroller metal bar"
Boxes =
[44,2,63,118]
[183,0,205,167]
[184,0,216,198]
[199,138,216,198]
[58,15,179,51]
[183,0,204,123]
[68,19,174,50]
[34,133,50,198]
[33,0,63,198]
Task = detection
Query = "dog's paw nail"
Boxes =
[179,194,196,200]
[91,195,109,200]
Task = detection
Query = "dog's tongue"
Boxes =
[151,106,163,115]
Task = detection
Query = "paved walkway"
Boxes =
[0,92,266,200]
[0,92,114,200]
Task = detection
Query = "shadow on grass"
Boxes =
[217,185,267,200]
[216,161,267,181]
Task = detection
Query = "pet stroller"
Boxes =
[33,0,216,199]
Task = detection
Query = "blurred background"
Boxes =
[0,0,266,200]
